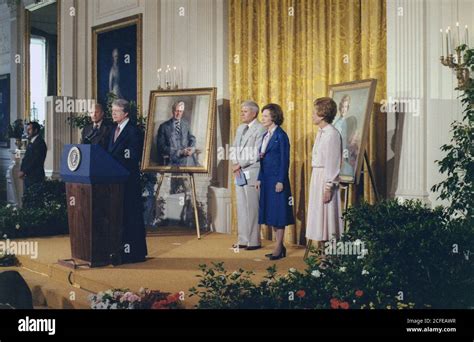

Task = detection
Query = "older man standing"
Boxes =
[81,103,111,150]
[108,99,147,264]
[231,101,266,250]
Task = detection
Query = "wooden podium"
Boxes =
[59,144,130,268]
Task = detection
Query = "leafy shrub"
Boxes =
[0,180,68,238]
[190,200,473,309]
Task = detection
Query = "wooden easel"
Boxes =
[304,151,379,259]
[155,172,201,239]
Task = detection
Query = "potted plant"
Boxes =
[8,119,25,149]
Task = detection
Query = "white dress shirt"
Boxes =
[260,125,277,154]
[116,118,130,136]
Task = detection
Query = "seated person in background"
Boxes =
[156,101,199,166]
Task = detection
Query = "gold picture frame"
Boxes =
[23,0,62,120]
[91,14,142,111]
[141,88,217,174]
[329,79,377,184]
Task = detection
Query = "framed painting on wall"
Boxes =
[92,14,142,110]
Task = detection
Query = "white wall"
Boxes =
[0,2,14,179]
[386,0,474,206]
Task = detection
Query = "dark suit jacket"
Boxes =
[20,135,47,183]
[107,120,147,261]
[156,118,197,166]
[81,121,112,151]
[108,121,143,176]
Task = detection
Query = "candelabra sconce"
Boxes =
[440,47,471,90]
[157,66,184,91]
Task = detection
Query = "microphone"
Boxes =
[84,126,99,144]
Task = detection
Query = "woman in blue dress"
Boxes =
[256,103,295,260]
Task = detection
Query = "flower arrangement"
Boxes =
[89,288,182,310]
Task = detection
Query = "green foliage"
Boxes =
[431,45,474,220]
[190,200,473,309]
[0,180,68,238]
[7,119,24,139]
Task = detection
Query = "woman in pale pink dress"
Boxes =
[306,97,343,246]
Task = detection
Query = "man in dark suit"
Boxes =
[156,101,199,166]
[108,99,147,264]
[81,104,111,150]
[19,122,47,190]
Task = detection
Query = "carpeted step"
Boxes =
[2,266,91,309]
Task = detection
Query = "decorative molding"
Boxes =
[0,27,9,55]
[94,0,140,21]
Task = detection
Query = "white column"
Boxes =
[387,0,429,203]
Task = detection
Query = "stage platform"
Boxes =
[9,231,307,309]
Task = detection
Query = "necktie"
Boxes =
[240,125,249,144]
[93,124,99,131]
[175,120,181,135]
[114,125,120,142]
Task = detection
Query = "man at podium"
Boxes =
[108,99,148,264]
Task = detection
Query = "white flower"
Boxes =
[110,303,118,309]
[362,269,369,275]
[15,224,20,230]
[339,266,346,272]
[6,204,11,208]
[3,234,7,239]
[12,207,17,212]
[231,271,241,277]
[289,268,296,273]
[311,270,321,278]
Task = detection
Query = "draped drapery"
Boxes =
[229,0,387,245]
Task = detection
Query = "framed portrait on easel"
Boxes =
[329,79,377,184]
[141,88,217,174]
[92,14,142,110]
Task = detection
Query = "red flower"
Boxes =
[339,301,350,309]
[151,299,170,309]
[166,293,181,303]
[296,290,306,298]
[330,298,340,309]
[355,290,364,298]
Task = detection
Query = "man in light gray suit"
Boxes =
[231,101,266,250]
[156,101,199,166]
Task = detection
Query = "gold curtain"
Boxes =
[229,0,387,245]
